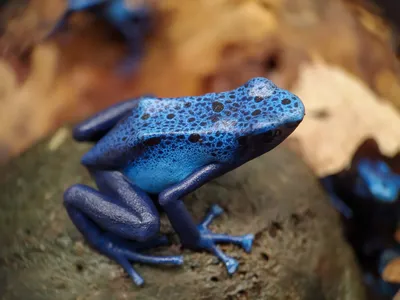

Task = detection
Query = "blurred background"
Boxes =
[0,0,400,299]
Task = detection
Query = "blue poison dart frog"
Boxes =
[354,159,400,203]
[320,144,400,298]
[47,0,151,72]
[64,77,305,285]
[321,158,400,219]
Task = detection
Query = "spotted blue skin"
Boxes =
[46,0,151,72]
[64,77,305,286]
[354,159,400,203]
[321,159,400,220]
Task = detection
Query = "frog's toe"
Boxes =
[95,235,183,286]
[113,255,145,286]
[198,204,255,252]
[196,227,242,275]
[241,234,254,253]
[193,204,254,275]
[113,251,183,286]
[225,257,240,274]
[210,204,224,216]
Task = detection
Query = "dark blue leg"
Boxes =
[44,0,106,39]
[159,164,255,275]
[64,170,183,286]
[320,176,353,219]
[105,0,152,74]
[72,95,153,142]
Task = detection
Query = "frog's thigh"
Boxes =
[72,97,146,142]
[64,170,159,242]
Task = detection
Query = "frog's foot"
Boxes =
[195,204,254,274]
[94,233,183,286]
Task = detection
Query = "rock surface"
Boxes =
[0,128,366,300]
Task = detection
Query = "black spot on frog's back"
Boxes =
[212,101,224,112]
[188,133,201,143]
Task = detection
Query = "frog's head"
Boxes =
[354,159,400,202]
[234,77,305,161]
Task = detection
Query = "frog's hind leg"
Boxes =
[72,96,153,142]
[159,164,255,275]
[63,170,183,286]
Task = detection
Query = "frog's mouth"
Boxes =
[237,124,298,160]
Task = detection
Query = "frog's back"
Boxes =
[81,92,240,168]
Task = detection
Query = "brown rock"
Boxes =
[0,128,366,299]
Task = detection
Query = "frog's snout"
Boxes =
[281,92,305,127]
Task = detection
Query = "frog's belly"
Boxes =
[123,154,206,194]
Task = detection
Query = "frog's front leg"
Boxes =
[320,176,353,219]
[44,0,107,39]
[64,170,183,286]
[159,164,254,274]
[105,0,152,73]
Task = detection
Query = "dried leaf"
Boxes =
[0,43,75,163]
[383,258,400,284]
[289,62,400,176]
[394,289,400,300]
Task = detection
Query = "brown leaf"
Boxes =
[289,62,400,176]
[383,258,400,284]
[394,288,400,300]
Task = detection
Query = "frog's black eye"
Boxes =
[274,129,282,137]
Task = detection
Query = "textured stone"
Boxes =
[0,128,366,299]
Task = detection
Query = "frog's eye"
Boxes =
[274,129,282,137]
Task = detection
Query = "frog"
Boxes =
[354,159,400,203]
[321,158,400,219]
[47,0,151,72]
[320,148,400,298]
[64,77,306,286]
